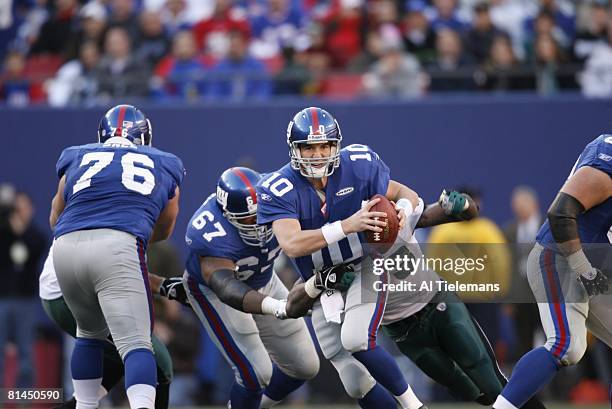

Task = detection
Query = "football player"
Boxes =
[50,105,185,409]
[493,134,611,409]
[40,241,188,409]
[183,167,319,409]
[284,189,547,409]
[256,107,425,409]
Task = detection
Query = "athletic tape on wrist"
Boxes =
[305,276,322,298]
[567,249,593,277]
[321,220,346,245]
[396,198,414,216]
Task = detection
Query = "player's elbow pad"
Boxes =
[547,192,585,243]
[209,269,250,311]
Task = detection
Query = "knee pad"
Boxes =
[279,352,320,381]
[545,337,586,366]
[330,352,375,399]
[340,326,369,353]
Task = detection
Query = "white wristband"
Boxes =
[396,198,414,216]
[304,276,322,298]
[321,221,346,245]
[261,296,282,315]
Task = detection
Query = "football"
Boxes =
[364,194,399,254]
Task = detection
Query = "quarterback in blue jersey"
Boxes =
[493,135,612,409]
[183,167,319,409]
[257,107,425,409]
[49,105,185,409]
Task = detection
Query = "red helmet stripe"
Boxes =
[115,106,127,136]
[232,168,257,205]
[310,107,320,133]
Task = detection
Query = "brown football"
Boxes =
[365,194,399,254]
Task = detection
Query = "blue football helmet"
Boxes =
[97,104,153,146]
[286,106,342,178]
[216,167,273,247]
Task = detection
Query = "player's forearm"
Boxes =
[286,282,317,318]
[150,220,175,243]
[386,180,419,208]
[279,229,330,258]
[416,194,478,228]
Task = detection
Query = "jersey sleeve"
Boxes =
[56,147,78,178]
[256,177,299,225]
[367,149,391,197]
[161,154,186,200]
[578,135,612,176]
[185,217,240,261]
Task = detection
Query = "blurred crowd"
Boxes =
[1,0,612,106]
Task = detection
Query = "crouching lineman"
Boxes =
[183,167,319,409]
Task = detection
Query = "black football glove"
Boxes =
[315,264,356,292]
[578,269,610,297]
[159,277,191,307]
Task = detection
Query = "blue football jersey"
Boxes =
[257,144,390,280]
[537,134,612,249]
[185,193,281,289]
[54,138,185,243]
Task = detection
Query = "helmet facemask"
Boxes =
[224,209,274,247]
[290,140,341,178]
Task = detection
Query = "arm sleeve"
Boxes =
[576,135,612,176]
[367,149,391,197]
[56,147,77,178]
[164,155,186,200]
[256,182,299,225]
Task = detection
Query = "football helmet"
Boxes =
[287,107,342,178]
[216,167,273,247]
[98,104,153,146]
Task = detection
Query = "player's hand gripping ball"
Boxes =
[364,194,399,255]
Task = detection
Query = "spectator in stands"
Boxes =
[145,0,210,28]
[0,186,47,389]
[362,26,423,98]
[427,28,475,91]
[152,30,208,100]
[47,40,100,107]
[249,0,307,60]
[523,0,575,49]
[581,16,612,98]
[94,27,150,101]
[427,187,511,356]
[524,9,571,61]
[429,0,468,32]
[573,0,610,62]
[206,29,271,100]
[64,1,108,62]
[108,0,141,44]
[402,0,436,65]
[0,50,32,106]
[192,0,250,60]
[481,34,535,91]
[503,186,542,362]
[348,29,385,72]
[15,0,50,54]
[136,11,171,68]
[367,0,400,29]
[318,0,364,68]
[533,33,575,94]
[490,0,530,60]
[465,1,505,64]
[30,0,79,56]
[0,0,26,62]
[159,0,195,36]
[274,46,310,95]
